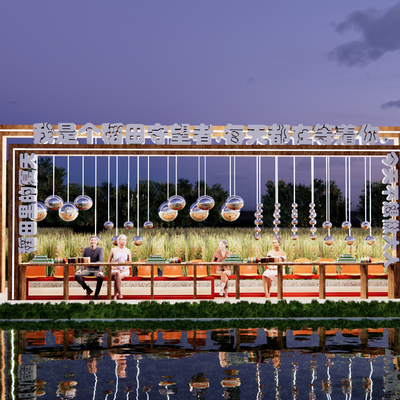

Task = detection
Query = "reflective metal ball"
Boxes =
[273,211,280,219]
[190,203,209,222]
[133,235,143,246]
[345,235,355,245]
[158,202,178,222]
[44,195,63,210]
[226,195,244,211]
[274,203,281,208]
[58,202,79,222]
[324,235,334,246]
[309,219,317,226]
[124,221,134,229]
[273,226,280,233]
[112,235,119,245]
[220,203,240,222]
[309,211,317,218]
[254,218,263,226]
[254,233,261,240]
[310,226,317,233]
[291,218,298,225]
[310,233,317,240]
[104,221,114,230]
[366,235,376,246]
[273,219,281,225]
[291,233,298,240]
[30,202,47,221]
[322,221,332,229]
[361,221,370,230]
[291,203,298,208]
[95,236,101,243]
[341,221,351,230]
[254,226,261,233]
[197,195,215,210]
[144,221,153,229]
[309,203,315,208]
[74,195,93,211]
[291,226,298,233]
[257,203,263,210]
[168,195,186,211]
[291,211,298,218]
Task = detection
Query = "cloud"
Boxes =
[328,3,400,66]
[381,99,400,109]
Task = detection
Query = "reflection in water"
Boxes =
[2,327,400,398]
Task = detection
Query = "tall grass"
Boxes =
[31,226,384,263]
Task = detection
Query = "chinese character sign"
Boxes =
[18,153,38,254]
[32,123,389,146]
[382,152,400,268]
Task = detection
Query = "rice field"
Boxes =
[20,227,385,275]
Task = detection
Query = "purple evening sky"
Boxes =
[1,1,399,211]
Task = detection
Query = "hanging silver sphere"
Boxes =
[341,221,351,230]
[366,235,376,246]
[273,226,280,233]
[144,221,153,229]
[309,211,317,218]
[257,202,263,209]
[291,203,298,208]
[133,235,143,246]
[124,221,134,229]
[274,203,281,208]
[254,212,263,219]
[309,218,317,226]
[59,202,79,222]
[310,233,317,240]
[168,195,186,211]
[345,235,355,245]
[95,236,101,243]
[44,195,63,211]
[291,211,298,218]
[309,203,315,208]
[158,202,178,222]
[112,236,119,245]
[291,218,298,225]
[322,221,332,230]
[220,203,240,222]
[74,195,93,211]
[361,221,370,230]
[30,202,47,221]
[324,235,334,246]
[273,211,280,219]
[190,203,209,222]
[254,233,261,240]
[291,226,298,233]
[104,221,114,229]
[291,233,298,240]
[226,195,244,211]
[310,226,317,233]
[255,226,261,233]
[273,219,281,225]
[254,218,263,226]
[273,233,280,240]
[197,195,215,210]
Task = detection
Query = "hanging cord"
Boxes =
[198,156,201,198]
[167,156,169,200]
[82,156,84,195]
[344,157,348,221]
[137,156,140,236]
[364,156,367,223]
[326,157,331,236]
[127,156,130,222]
[259,156,262,204]
[348,157,351,236]
[175,156,178,196]
[233,156,236,195]
[293,157,296,204]
[67,156,70,202]
[311,156,314,204]
[229,156,232,196]
[204,156,207,195]
[94,156,97,235]
[107,156,110,222]
[275,156,278,204]
[255,156,258,207]
[52,156,55,196]
[116,156,118,236]
[369,157,372,235]
[147,156,150,222]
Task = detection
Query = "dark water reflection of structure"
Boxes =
[2,326,400,399]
